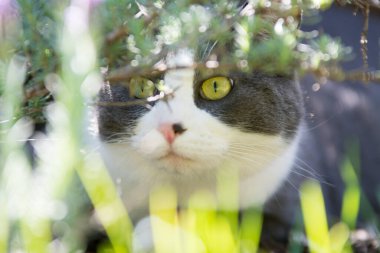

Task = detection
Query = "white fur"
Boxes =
[95,66,300,216]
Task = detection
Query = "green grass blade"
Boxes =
[0,193,9,253]
[300,180,330,253]
[340,158,361,230]
[329,222,351,253]
[79,154,133,253]
[150,185,182,253]
[239,208,262,253]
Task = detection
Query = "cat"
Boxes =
[90,4,380,252]
[95,50,303,220]
[91,52,303,251]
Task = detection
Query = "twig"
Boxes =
[105,27,128,45]
[346,70,380,83]
[24,86,50,101]
[106,65,164,83]
[315,66,380,83]
[93,89,175,107]
[360,2,370,71]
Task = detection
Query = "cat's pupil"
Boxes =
[213,81,217,92]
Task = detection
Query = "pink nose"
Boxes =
[158,123,186,144]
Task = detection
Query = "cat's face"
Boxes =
[96,58,303,209]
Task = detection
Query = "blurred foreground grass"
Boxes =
[0,0,379,252]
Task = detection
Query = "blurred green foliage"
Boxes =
[1,0,355,124]
[0,0,378,252]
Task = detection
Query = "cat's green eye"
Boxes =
[200,76,232,100]
[129,77,155,99]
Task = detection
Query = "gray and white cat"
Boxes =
[91,5,380,251]
[95,51,303,220]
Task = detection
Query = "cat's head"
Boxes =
[96,53,303,180]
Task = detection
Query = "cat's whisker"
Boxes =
[112,138,133,144]
[290,167,320,183]
[200,40,219,61]
[292,158,326,179]
[302,114,337,133]
[237,125,299,134]
[230,144,326,173]
[229,146,333,187]
[227,150,280,165]
[228,148,279,158]
[103,136,134,144]
[228,146,284,157]
[227,154,267,169]
[228,151,281,162]
[294,157,323,177]
[292,164,333,187]
[283,177,301,194]
[231,149,328,181]
[291,164,320,181]
[229,142,272,148]
[229,145,279,154]
[229,142,285,149]
[102,132,133,142]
